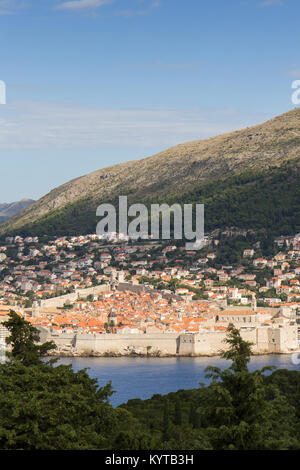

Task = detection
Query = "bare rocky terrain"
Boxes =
[1,108,300,234]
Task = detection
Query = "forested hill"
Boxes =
[1,108,300,237]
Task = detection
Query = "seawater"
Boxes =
[55,354,300,407]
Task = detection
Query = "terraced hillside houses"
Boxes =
[0,231,300,356]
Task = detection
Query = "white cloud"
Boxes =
[0,100,272,151]
[0,0,27,15]
[116,0,160,18]
[56,0,114,11]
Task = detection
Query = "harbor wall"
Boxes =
[42,324,299,356]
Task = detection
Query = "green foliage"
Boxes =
[221,324,253,372]
[201,326,272,449]
[0,361,116,450]
[0,311,124,450]
[1,313,300,450]
[3,310,57,366]
[175,164,300,236]
[162,399,170,441]
[0,310,157,450]
[174,398,182,426]
[122,327,300,450]
[6,162,300,239]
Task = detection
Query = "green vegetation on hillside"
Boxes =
[6,161,300,241]
[2,108,300,238]
[175,163,300,235]
[1,313,300,450]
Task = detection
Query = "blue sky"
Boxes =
[0,0,299,201]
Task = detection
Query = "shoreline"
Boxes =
[48,350,300,359]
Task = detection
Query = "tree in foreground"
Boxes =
[0,360,117,450]
[1,312,299,450]
[0,311,117,450]
[198,324,299,450]
[119,324,300,450]
[3,310,57,365]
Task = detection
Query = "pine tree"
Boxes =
[202,325,275,449]
[0,310,118,450]
[3,310,57,365]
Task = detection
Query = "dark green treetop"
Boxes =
[3,310,57,365]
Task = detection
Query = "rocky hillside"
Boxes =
[0,199,35,225]
[1,108,300,236]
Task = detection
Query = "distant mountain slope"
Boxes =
[1,108,300,237]
[0,199,35,225]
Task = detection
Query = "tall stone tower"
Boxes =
[108,307,118,326]
[110,271,118,291]
[251,294,257,312]
[176,308,183,321]
[117,271,125,283]
[32,301,40,318]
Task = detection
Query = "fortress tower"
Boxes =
[108,307,118,326]
[32,301,40,318]
[251,294,257,312]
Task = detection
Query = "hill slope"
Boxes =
[1,108,300,237]
[0,199,35,225]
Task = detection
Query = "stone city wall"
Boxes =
[37,284,110,308]
[73,332,179,355]
[42,324,299,357]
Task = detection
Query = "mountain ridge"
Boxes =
[0,199,35,225]
[1,107,300,236]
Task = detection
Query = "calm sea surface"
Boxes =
[56,354,300,407]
